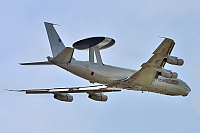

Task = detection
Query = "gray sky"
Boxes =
[1,0,200,133]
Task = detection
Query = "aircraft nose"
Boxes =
[182,83,191,96]
[185,83,191,92]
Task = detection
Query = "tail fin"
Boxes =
[44,22,65,57]
[50,47,74,64]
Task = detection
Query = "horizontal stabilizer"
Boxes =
[51,47,74,64]
[20,61,53,65]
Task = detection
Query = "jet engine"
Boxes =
[165,56,184,66]
[54,93,73,102]
[160,71,178,79]
[88,93,108,102]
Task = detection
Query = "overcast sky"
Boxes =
[1,0,200,133]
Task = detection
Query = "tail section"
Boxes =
[44,22,65,57]
[20,22,75,66]
[49,47,74,64]
[20,47,74,66]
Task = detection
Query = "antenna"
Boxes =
[73,37,115,64]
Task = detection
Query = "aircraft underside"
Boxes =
[6,22,191,102]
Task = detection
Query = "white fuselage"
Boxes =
[54,60,190,96]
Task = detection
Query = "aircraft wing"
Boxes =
[20,61,53,65]
[121,38,175,87]
[6,85,121,94]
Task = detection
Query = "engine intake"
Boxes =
[88,93,108,102]
[165,56,184,66]
[54,93,73,102]
[160,71,178,79]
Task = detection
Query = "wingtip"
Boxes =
[44,22,61,26]
[4,89,24,92]
[4,89,15,92]
[158,36,166,38]
[158,36,174,41]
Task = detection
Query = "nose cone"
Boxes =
[185,85,191,93]
[182,83,191,96]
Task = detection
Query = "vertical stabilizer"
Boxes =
[44,22,65,57]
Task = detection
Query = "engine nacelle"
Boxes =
[88,93,108,102]
[166,56,184,66]
[160,71,178,79]
[54,93,73,102]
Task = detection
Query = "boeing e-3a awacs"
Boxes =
[7,22,191,102]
